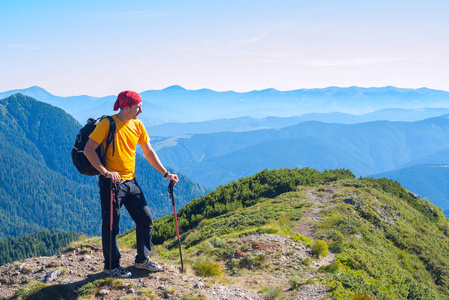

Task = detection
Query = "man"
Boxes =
[84,90,178,278]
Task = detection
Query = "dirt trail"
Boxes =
[295,186,337,268]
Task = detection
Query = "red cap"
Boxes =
[113,91,142,111]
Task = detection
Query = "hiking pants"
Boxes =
[99,176,153,269]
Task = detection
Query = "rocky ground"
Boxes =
[0,187,336,299]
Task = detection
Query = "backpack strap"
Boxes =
[104,116,116,158]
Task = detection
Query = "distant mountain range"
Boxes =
[147,108,449,137]
[152,116,449,210]
[0,94,207,239]
[1,86,449,127]
[2,86,449,217]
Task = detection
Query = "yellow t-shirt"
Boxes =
[89,115,150,180]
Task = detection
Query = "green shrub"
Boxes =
[76,277,121,299]
[352,294,372,300]
[193,260,224,277]
[320,261,343,273]
[256,225,280,234]
[331,273,376,296]
[210,237,227,248]
[302,257,312,266]
[182,295,198,300]
[15,281,46,300]
[311,240,328,258]
[289,278,303,290]
[329,241,344,253]
[137,288,155,298]
[238,253,267,269]
[263,286,282,300]
[291,233,311,246]
[158,248,179,260]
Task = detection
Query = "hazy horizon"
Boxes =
[1,1,448,97]
[3,84,449,99]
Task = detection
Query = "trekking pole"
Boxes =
[169,181,184,273]
[109,179,114,277]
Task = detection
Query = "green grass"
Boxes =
[320,261,343,274]
[62,234,101,253]
[261,286,283,300]
[193,260,224,277]
[181,294,199,300]
[311,240,328,258]
[137,288,156,299]
[14,281,74,300]
[181,196,304,248]
[291,232,311,246]
[227,253,268,271]
[76,277,131,299]
[352,294,373,300]
[15,281,46,300]
[288,278,303,290]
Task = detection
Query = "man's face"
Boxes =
[128,103,143,119]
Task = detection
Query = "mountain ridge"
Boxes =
[148,108,449,137]
[2,168,448,299]
[153,115,449,187]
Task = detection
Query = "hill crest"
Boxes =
[2,168,448,299]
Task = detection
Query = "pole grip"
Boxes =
[169,181,175,206]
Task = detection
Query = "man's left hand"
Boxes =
[166,173,179,184]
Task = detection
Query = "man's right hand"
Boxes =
[105,171,121,184]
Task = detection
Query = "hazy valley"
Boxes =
[1,86,449,299]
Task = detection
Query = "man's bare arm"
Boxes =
[141,142,179,183]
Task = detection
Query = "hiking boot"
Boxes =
[134,258,162,272]
[103,266,132,278]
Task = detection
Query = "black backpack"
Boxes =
[71,116,116,176]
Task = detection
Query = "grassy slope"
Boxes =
[13,168,449,299]
[317,178,448,299]
[116,168,449,299]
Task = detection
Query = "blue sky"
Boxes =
[1,0,448,96]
